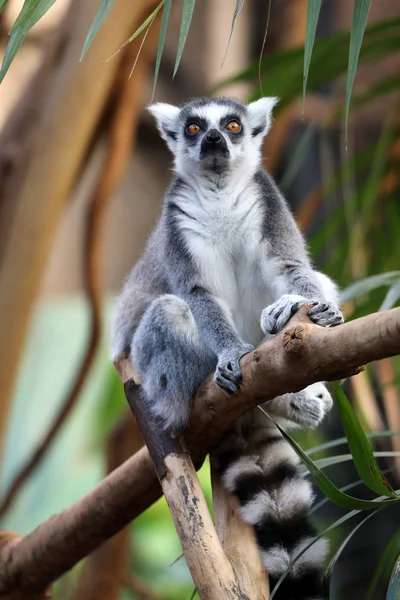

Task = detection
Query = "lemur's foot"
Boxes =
[287,383,333,427]
[266,382,333,427]
[214,344,254,394]
[261,294,310,334]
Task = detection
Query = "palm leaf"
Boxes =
[359,112,394,231]
[104,1,164,63]
[10,0,40,32]
[345,0,372,141]
[173,0,196,77]
[340,272,400,304]
[307,430,400,456]
[323,508,382,595]
[263,412,400,510]
[216,16,400,113]
[337,73,400,118]
[386,554,400,599]
[270,493,399,599]
[380,282,400,311]
[332,382,397,498]
[303,0,322,108]
[0,0,57,83]
[280,124,316,192]
[310,468,394,515]
[368,529,400,599]
[222,0,245,67]
[152,0,172,99]
[80,0,115,61]
[309,451,400,471]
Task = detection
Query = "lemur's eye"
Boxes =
[227,120,241,133]
[187,123,201,135]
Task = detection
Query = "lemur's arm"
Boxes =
[257,170,343,334]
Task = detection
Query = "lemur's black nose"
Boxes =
[205,128,222,143]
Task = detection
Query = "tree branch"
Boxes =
[125,384,267,600]
[1,306,400,595]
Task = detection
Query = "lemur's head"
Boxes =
[148,96,278,178]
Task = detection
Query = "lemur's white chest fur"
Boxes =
[175,180,279,345]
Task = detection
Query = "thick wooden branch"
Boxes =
[126,383,267,599]
[1,307,400,595]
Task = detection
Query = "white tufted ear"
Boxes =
[247,97,279,139]
[147,103,180,153]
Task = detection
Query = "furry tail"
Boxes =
[213,422,328,600]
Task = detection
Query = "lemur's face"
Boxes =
[148,97,278,178]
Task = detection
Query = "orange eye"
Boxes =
[187,123,201,135]
[227,120,241,133]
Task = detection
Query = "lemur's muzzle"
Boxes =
[200,128,228,157]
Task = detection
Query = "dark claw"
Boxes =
[214,374,239,394]
[308,301,344,328]
[218,365,241,383]
[273,307,284,320]
[308,303,329,316]
[214,344,253,394]
[290,302,302,317]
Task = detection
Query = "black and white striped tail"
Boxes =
[213,428,328,600]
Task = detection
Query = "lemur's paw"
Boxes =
[214,344,254,394]
[260,294,310,334]
[307,301,344,327]
[306,382,333,413]
[289,384,331,427]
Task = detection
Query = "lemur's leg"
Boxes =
[131,294,216,433]
[262,382,333,428]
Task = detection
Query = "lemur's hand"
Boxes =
[214,344,254,394]
[261,294,343,335]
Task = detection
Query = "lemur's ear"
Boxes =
[247,97,279,140]
[148,103,180,153]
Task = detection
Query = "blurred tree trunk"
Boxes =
[74,415,143,600]
[0,0,160,462]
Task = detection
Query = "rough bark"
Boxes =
[125,383,267,600]
[1,306,400,595]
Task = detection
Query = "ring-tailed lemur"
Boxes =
[112,97,343,600]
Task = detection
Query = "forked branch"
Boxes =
[125,382,270,599]
[1,306,400,596]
